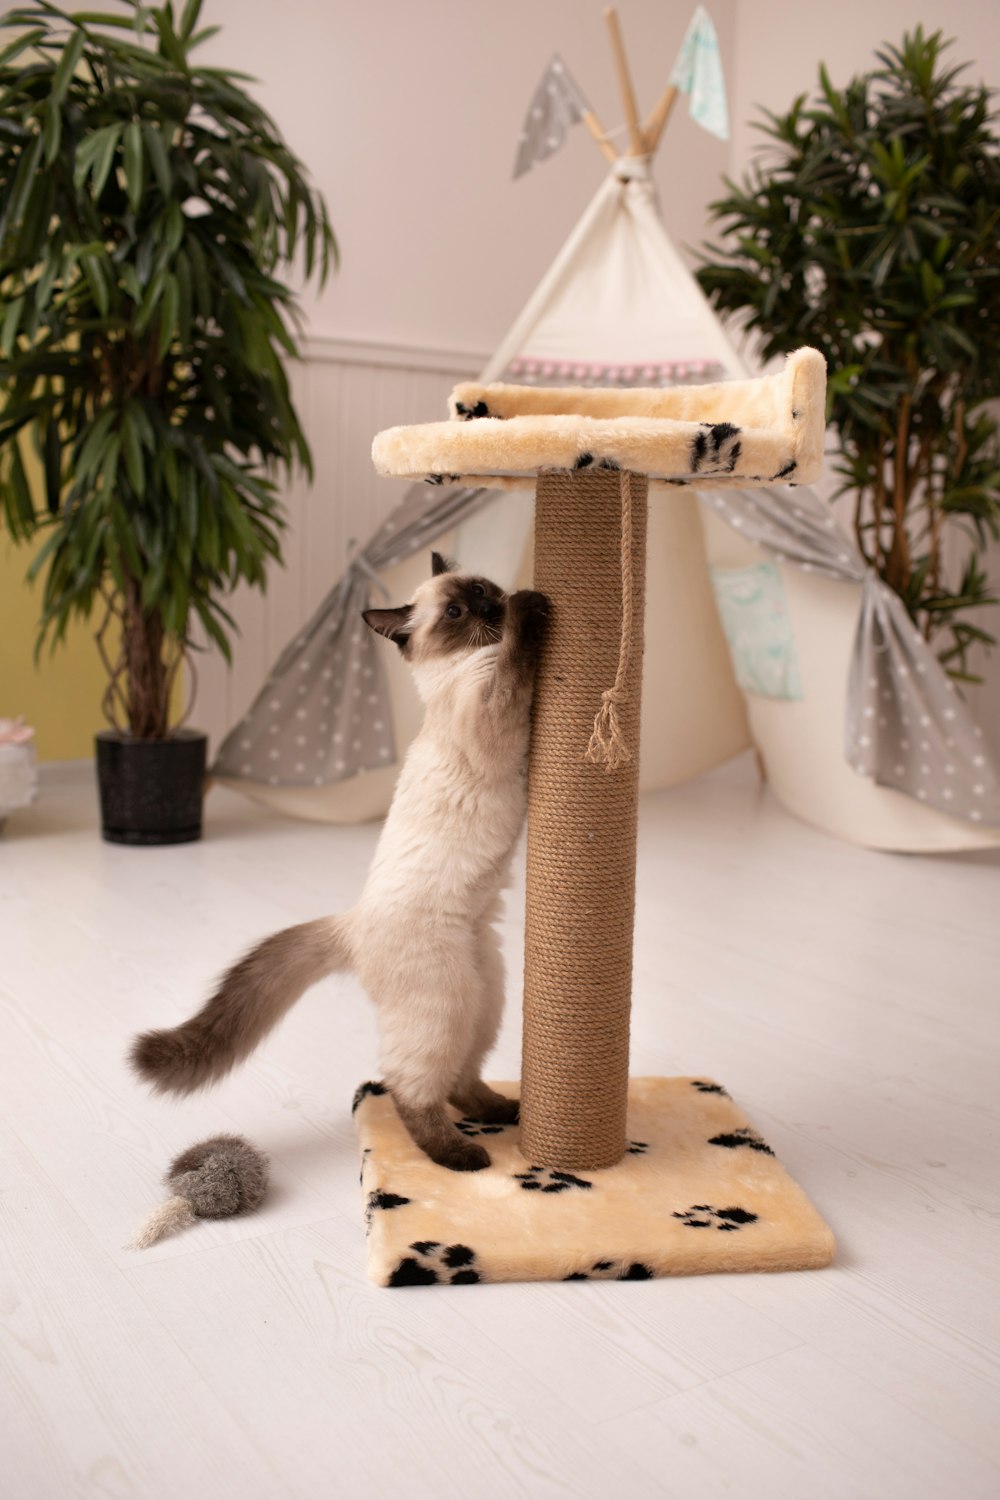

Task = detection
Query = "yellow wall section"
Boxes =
[0,529,110,762]
[2,432,188,759]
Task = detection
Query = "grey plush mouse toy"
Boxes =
[127,1134,269,1249]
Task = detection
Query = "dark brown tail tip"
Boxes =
[130,1028,211,1096]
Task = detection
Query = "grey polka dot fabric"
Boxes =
[212,572,394,790]
[701,484,1000,826]
[512,55,590,181]
[212,484,494,788]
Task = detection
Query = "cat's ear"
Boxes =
[362,605,413,651]
[431,551,457,577]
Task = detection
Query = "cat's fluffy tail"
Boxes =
[130,916,352,1095]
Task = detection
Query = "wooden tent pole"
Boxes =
[603,7,645,157]
[581,107,619,165]
[642,83,679,155]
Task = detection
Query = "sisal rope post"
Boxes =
[520,468,648,1170]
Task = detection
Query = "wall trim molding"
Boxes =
[302,334,487,377]
[38,757,93,776]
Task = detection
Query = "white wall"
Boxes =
[200,0,734,353]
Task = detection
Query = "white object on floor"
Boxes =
[0,738,37,827]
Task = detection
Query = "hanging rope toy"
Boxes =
[126,1134,269,1250]
[584,467,635,771]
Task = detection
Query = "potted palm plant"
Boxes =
[697,27,1000,685]
[0,0,334,842]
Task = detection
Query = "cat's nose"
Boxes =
[473,599,502,621]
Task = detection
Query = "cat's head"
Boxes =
[362,552,506,664]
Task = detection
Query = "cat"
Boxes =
[131,553,549,1173]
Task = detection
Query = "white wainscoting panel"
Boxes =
[192,338,484,754]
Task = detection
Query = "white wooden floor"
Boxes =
[2,755,999,1500]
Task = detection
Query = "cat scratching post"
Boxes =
[357,349,836,1286]
[521,466,647,1169]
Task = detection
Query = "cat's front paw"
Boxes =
[509,590,550,649]
[510,589,549,618]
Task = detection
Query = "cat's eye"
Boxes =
[471,583,486,597]
[445,603,462,619]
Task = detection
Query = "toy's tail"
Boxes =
[130,916,352,1095]
[126,1195,196,1251]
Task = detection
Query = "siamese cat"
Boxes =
[131,554,549,1172]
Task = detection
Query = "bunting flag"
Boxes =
[513,54,592,179]
[670,5,730,141]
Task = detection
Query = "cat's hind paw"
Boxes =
[450,1084,520,1126]
[432,1137,491,1173]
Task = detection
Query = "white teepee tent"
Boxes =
[213,44,756,823]
[213,9,1000,849]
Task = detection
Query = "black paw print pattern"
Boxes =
[691,1080,731,1098]
[626,1140,649,1156]
[352,1079,387,1113]
[708,1127,774,1156]
[365,1188,411,1227]
[454,399,490,419]
[673,1204,759,1232]
[574,452,621,471]
[514,1166,593,1194]
[564,1260,654,1281]
[690,421,742,475]
[455,1118,512,1138]
[388,1241,482,1286]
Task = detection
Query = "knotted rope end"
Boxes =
[582,468,637,773]
[584,687,632,771]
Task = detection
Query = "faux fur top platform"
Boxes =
[372,348,826,490]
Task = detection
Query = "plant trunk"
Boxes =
[925,401,968,625]
[883,394,913,596]
[122,575,170,740]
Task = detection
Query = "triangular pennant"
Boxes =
[670,5,729,141]
[513,54,591,179]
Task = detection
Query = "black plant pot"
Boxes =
[95,729,208,846]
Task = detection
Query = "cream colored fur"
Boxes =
[372,347,826,489]
[347,576,532,1114]
[125,1196,196,1251]
[449,348,823,429]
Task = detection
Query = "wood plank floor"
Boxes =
[2,757,999,1499]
